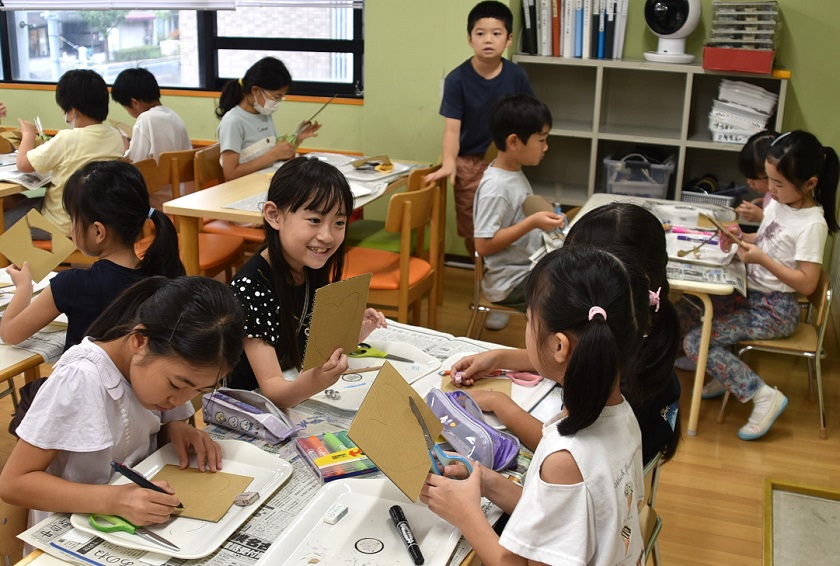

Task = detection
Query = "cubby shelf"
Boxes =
[513,55,788,206]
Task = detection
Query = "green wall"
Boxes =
[2,0,838,257]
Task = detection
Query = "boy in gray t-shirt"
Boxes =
[473,94,565,319]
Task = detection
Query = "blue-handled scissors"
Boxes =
[349,342,414,364]
[89,514,180,552]
[409,397,473,475]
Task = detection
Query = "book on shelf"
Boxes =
[521,0,538,55]
[552,0,561,56]
[538,0,553,56]
[562,0,574,57]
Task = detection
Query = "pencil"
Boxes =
[342,365,383,375]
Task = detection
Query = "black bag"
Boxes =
[8,377,48,437]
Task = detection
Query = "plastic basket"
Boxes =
[603,154,675,199]
[681,190,736,208]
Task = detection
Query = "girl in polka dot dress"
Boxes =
[228,156,386,407]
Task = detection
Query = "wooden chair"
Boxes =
[640,452,664,566]
[193,143,264,244]
[0,494,26,566]
[151,149,245,282]
[343,182,440,327]
[464,252,526,340]
[718,270,832,438]
[345,165,446,304]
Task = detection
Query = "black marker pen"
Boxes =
[389,504,424,565]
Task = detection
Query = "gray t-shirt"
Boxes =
[217,105,278,163]
[473,165,543,302]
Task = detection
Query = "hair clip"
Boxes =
[649,287,661,312]
[771,131,792,146]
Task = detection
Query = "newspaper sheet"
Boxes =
[0,164,51,190]
[667,258,747,296]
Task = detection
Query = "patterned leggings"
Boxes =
[680,291,799,402]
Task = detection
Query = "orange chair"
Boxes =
[194,143,264,244]
[346,165,446,304]
[151,149,245,281]
[343,182,440,327]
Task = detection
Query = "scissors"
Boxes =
[349,342,414,363]
[409,397,473,475]
[89,514,180,552]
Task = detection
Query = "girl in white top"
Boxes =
[0,276,245,529]
[215,57,321,181]
[421,246,649,566]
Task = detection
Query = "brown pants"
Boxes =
[454,155,489,258]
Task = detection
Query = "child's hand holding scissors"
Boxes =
[294,120,322,142]
[718,223,744,253]
[449,351,503,386]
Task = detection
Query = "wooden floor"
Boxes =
[3,264,840,565]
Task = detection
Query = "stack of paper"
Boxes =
[707,1,780,51]
[520,0,629,60]
[708,80,778,144]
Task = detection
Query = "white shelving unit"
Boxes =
[512,55,788,206]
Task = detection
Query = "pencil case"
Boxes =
[424,389,520,471]
[202,387,301,444]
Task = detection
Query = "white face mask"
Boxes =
[253,89,280,116]
[64,110,76,129]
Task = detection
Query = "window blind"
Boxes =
[235,1,362,7]
[0,1,235,9]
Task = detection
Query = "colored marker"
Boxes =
[308,435,331,458]
[323,432,347,452]
[111,461,182,509]
[336,431,355,448]
[297,437,319,460]
[390,505,424,565]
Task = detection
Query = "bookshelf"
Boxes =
[512,55,788,206]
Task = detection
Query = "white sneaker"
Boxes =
[738,385,788,441]
[674,356,698,371]
[484,312,510,330]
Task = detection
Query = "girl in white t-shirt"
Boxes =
[215,57,321,181]
[421,246,649,566]
[0,276,245,529]
[685,130,839,441]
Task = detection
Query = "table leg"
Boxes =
[684,290,713,436]
[179,216,201,276]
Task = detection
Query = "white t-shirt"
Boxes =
[16,338,193,527]
[473,164,544,302]
[748,199,828,294]
[500,401,645,566]
[217,105,277,164]
[27,124,125,234]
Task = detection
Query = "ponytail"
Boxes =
[818,147,839,232]
[215,57,292,119]
[141,209,185,277]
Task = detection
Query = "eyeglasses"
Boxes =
[261,89,287,103]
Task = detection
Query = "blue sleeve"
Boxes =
[50,269,81,316]
[217,111,246,154]
[440,68,465,120]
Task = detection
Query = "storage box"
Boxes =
[703,46,775,74]
[682,190,736,208]
[295,431,379,483]
[603,155,675,199]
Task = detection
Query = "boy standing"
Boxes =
[10,69,124,236]
[111,68,192,207]
[474,94,564,327]
[427,1,534,257]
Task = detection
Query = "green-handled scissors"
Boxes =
[349,342,414,363]
[89,514,180,552]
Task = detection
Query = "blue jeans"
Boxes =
[681,291,799,402]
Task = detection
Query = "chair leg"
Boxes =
[651,541,661,566]
[466,304,480,339]
[815,358,827,439]
[717,391,730,424]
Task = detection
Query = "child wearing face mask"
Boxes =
[5,69,124,237]
[215,57,321,182]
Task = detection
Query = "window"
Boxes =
[3,10,201,87]
[210,5,363,96]
[0,5,364,97]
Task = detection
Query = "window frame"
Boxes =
[0,8,364,99]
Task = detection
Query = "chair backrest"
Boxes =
[405,164,440,192]
[809,270,832,351]
[157,148,198,197]
[0,488,27,564]
[194,143,223,191]
[472,251,485,306]
[129,157,161,196]
[384,182,440,270]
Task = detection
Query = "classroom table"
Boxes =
[14,321,556,566]
[573,193,736,437]
[163,164,417,276]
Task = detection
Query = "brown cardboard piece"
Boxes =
[153,464,254,523]
[440,376,512,396]
[301,272,372,372]
[0,209,76,282]
[700,213,747,248]
[522,194,554,216]
[347,362,442,502]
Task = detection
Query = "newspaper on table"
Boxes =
[0,164,51,190]
[667,258,747,297]
[19,321,510,566]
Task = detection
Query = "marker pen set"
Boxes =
[295,431,378,483]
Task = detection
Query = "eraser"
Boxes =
[234,491,260,506]
[323,503,348,525]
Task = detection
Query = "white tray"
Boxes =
[309,341,441,412]
[255,478,461,566]
[411,353,556,429]
[70,440,293,559]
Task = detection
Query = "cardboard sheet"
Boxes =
[522,194,554,216]
[0,209,76,281]
[153,464,254,522]
[701,213,747,247]
[301,272,371,371]
[440,375,512,396]
[348,362,443,502]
